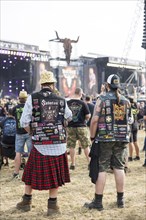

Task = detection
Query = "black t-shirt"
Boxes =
[86,102,95,127]
[4,101,13,112]
[67,99,90,127]
[12,103,27,134]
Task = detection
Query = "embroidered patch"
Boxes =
[106,116,112,123]
[113,104,126,120]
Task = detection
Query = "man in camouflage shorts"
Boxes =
[67,88,91,170]
[84,74,131,211]
[98,142,127,172]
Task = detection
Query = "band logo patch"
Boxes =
[113,104,125,120]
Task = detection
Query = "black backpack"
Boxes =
[1,118,16,159]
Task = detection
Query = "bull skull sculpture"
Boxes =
[49,31,79,65]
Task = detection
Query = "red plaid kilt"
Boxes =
[22,147,70,190]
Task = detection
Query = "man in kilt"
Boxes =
[16,71,72,215]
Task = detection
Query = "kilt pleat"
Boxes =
[22,147,70,190]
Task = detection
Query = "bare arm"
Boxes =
[90,98,101,138]
[90,115,99,139]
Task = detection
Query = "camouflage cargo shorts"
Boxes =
[67,127,91,149]
[98,142,128,172]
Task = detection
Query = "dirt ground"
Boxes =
[0,130,146,220]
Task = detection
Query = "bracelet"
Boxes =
[90,137,95,141]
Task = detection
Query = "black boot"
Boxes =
[16,194,32,211]
[117,192,124,208]
[84,194,104,211]
[47,199,60,216]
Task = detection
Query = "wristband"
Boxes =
[90,137,95,141]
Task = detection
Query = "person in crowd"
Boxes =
[128,97,140,161]
[84,74,131,210]
[0,108,16,166]
[143,103,146,167]
[76,95,95,156]
[0,100,7,167]
[0,100,7,122]
[12,90,32,179]
[85,95,95,127]
[137,101,145,130]
[4,98,14,114]
[67,87,91,170]
[77,95,94,155]
[16,71,72,216]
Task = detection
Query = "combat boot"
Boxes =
[47,199,60,216]
[117,192,124,208]
[16,195,32,211]
[84,194,104,211]
[117,197,124,208]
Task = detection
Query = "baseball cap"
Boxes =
[107,74,120,89]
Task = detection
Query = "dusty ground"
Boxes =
[0,130,146,220]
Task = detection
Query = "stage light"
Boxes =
[9,90,12,92]
[2,66,5,69]
[9,60,12,63]
[9,81,12,83]
[9,85,12,88]
[16,87,18,90]
[4,50,8,54]
[14,57,17,59]
[22,80,24,82]
[20,57,23,60]
[3,60,6,63]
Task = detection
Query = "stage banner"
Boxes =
[32,61,50,92]
[83,65,98,97]
[58,66,81,97]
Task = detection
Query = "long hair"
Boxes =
[109,85,121,106]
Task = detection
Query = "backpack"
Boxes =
[3,118,16,137]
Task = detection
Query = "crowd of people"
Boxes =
[0,70,145,216]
